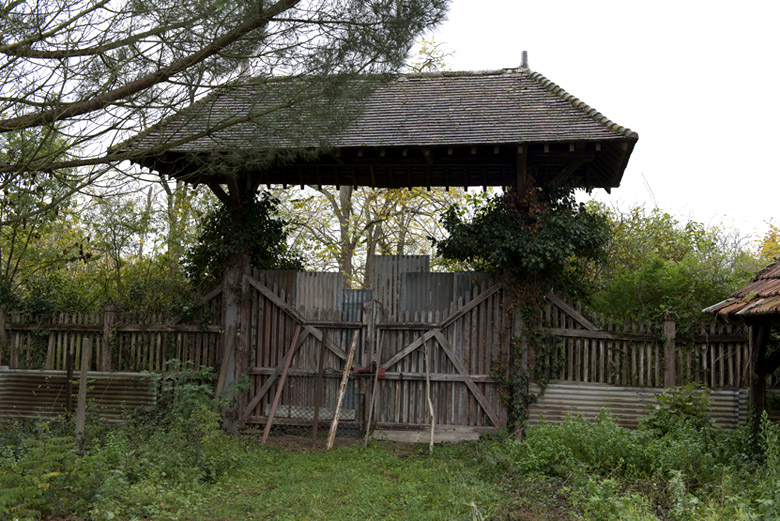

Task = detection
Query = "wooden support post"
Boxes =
[262,325,301,445]
[516,145,527,194]
[237,254,252,429]
[423,337,435,453]
[311,331,327,448]
[9,310,17,369]
[327,332,359,450]
[361,300,378,432]
[75,339,91,445]
[220,254,249,432]
[101,302,119,371]
[663,316,676,388]
[749,322,770,442]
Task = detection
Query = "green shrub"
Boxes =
[0,360,243,520]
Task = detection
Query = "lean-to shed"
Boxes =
[706,258,780,431]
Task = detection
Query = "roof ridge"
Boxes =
[400,68,513,79]
[525,69,638,140]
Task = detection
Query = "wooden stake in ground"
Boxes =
[311,331,327,448]
[75,339,91,445]
[327,332,359,450]
[262,325,301,444]
[364,331,385,447]
[423,336,435,454]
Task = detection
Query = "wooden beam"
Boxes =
[423,148,433,165]
[206,181,230,205]
[549,158,584,187]
[245,274,346,359]
[433,330,501,427]
[262,326,302,444]
[381,328,438,370]
[516,145,527,193]
[439,283,501,330]
[380,283,500,370]
[169,285,222,325]
[545,293,598,330]
[244,327,311,420]
[327,333,359,449]
[311,331,327,447]
[542,328,655,342]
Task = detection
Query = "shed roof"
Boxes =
[130,68,636,151]
[125,67,638,189]
[705,259,780,318]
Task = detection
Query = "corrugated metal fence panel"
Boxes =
[527,382,749,430]
[295,271,344,320]
[368,255,429,320]
[401,273,454,315]
[0,369,157,420]
[401,272,491,315]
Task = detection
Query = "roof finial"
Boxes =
[521,50,528,69]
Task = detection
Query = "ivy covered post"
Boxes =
[435,178,611,432]
[218,253,251,432]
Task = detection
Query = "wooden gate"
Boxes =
[236,258,508,434]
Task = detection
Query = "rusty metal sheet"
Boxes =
[706,259,780,318]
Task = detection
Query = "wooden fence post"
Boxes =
[663,316,677,388]
[0,304,7,366]
[75,338,91,445]
[101,303,119,371]
[220,254,250,432]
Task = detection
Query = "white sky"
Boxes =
[430,0,780,243]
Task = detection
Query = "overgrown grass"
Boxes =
[479,385,780,520]
[2,380,779,520]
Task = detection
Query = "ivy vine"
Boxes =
[436,185,609,429]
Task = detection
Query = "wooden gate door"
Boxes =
[239,272,373,431]
[372,282,506,431]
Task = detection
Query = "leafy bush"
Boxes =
[0,361,243,520]
[480,395,780,521]
[184,192,302,286]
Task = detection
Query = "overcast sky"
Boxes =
[428,0,778,243]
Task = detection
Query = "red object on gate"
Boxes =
[352,366,385,379]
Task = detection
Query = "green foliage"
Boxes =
[757,221,780,264]
[0,431,75,520]
[439,188,606,425]
[436,189,609,293]
[184,192,303,286]
[480,395,780,521]
[640,383,715,437]
[0,129,89,309]
[587,204,758,325]
[490,332,563,429]
[0,361,243,520]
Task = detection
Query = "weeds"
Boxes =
[1,382,779,520]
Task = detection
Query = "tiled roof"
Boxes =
[705,259,780,317]
[127,67,637,153]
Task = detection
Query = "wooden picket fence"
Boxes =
[541,294,754,389]
[2,256,777,433]
[0,293,223,373]
[0,287,760,391]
